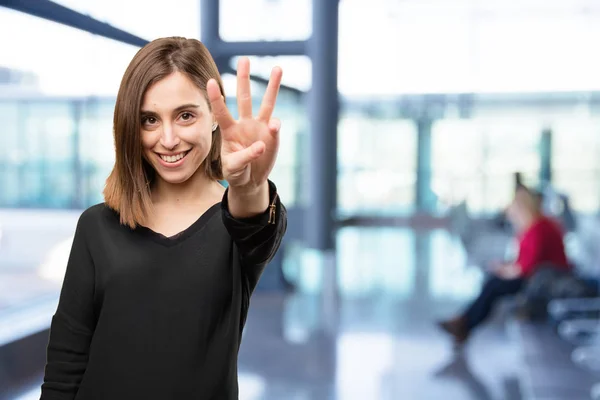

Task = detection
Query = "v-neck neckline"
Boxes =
[135,202,221,247]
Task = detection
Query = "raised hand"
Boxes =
[206,57,282,193]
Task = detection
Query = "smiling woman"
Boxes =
[40,37,288,400]
[104,38,226,229]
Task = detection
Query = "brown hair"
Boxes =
[103,37,225,229]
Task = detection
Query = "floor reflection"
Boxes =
[236,227,521,399]
[433,353,493,400]
[238,290,521,400]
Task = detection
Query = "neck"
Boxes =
[151,168,220,206]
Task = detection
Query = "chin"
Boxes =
[154,169,195,184]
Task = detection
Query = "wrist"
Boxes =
[228,181,268,198]
[227,181,270,218]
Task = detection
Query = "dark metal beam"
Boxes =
[305,0,339,251]
[215,40,307,57]
[199,0,219,52]
[0,0,149,47]
[199,0,305,57]
[540,127,553,184]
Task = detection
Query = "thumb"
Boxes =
[223,141,265,173]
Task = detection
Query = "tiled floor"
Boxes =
[2,227,531,399]
[237,295,521,400]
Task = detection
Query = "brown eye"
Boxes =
[180,112,193,121]
[142,116,157,125]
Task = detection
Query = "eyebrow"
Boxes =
[140,103,201,115]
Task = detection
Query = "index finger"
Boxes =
[207,79,235,132]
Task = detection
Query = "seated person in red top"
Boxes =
[438,186,569,346]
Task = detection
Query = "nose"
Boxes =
[159,122,180,150]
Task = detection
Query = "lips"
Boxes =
[154,150,191,169]
[158,150,189,163]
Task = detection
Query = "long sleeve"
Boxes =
[41,211,97,399]
[221,180,287,291]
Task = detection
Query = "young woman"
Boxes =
[438,186,568,346]
[41,37,287,399]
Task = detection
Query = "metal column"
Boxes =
[305,0,339,251]
[199,0,219,47]
[199,0,227,71]
[416,117,434,212]
[300,0,341,334]
[540,127,553,185]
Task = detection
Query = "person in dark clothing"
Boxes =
[438,186,568,346]
[41,37,287,399]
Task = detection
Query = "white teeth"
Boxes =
[160,152,187,163]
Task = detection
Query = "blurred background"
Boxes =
[2,0,600,399]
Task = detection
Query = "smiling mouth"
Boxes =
[158,150,190,164]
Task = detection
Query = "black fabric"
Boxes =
[41,181,286,400]
[221,179,287,292]
[464,277,525,331]
[523,264,596,319]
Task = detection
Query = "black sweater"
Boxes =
[41,181,287,400]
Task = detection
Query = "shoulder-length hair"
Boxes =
[103,37,225,229]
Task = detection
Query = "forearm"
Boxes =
[227,181,270,219]
[222,180,287,270]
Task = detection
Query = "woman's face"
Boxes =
[506,190,536,231]
[140,71,215,185]
[506,198,525,230]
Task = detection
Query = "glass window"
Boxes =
[338,1,600,96]
[0,7,140,209]
[429,230,483,300]
[472,10,600,93]
[431,119,485,211]
[339,2,472,96]
[53,0,200,40]
[338,115,417,217]
[0,100,79,208]
[220,0,312,42]
[0,102,22,207]
[337,227,415,299]
[23,102,77,208]
[552,118,600,213]
[79,99,118,206]
[1,8,308,209]
[432,118,542,215]
[0,7,139,97]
